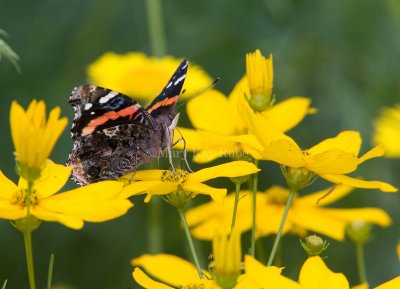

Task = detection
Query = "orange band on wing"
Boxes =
[81,105,139,136]
[147,95,178,114]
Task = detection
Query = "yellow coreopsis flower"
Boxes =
[87,52,213,103]
[10,100,67,180]
[253,130,396,192]
[121,161,259,205]
[0,161,133,229]
[185,185,391,241]
[373,104,400,157]
[132,251,286,288]
[177,50,313,163]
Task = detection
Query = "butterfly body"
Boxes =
[67,60,188,185]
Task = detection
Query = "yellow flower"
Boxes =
[185,185,391,241]
[255,130,397,192]
[373,104,400,157]
[245,49,274,111]
[132,253,284,289]
[177,50,313,163]
[87,52,213,103]
[298,256,349,289]
[132,254,220,289]
[0,161,133,229]
[10,100,68,180]
[212,229,241,289]
[374,277,400,289]
[121,161,259,205]
[237,255,300,289]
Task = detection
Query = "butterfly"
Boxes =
[67,59,189,185]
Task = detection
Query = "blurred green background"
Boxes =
[1,0,400,288]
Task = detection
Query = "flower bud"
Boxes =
[300,235,329,257]
[212,229,242,289]
[346,220,371,244]
[245,50,274,112]
[281,166,316,191]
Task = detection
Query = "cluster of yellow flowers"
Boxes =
[2,49,400,289]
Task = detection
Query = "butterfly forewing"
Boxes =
[67,59,189,185]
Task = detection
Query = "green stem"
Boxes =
[356,242,367,284]
[230,183,241,233]
[250,160,259,257]
[46,254,54,289]
[23,223,36,289]
[148,196,163,253]
[146,0,167,56]
[177,208,203,279]
[23,180,36,289]
[267,189,296,266]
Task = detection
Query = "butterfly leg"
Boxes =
[173,127,193,173]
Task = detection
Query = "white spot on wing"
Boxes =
[174,74,186,85]
[99,91,119,104]
[181,61,188,70]
[166,82,172,89]
[84,103,93,110]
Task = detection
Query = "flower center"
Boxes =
[161,168,188,183]
[11,188,39,207]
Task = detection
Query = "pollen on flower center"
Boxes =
[11,188,39,207]
[161,168,189,182]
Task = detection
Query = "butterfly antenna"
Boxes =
[177,77,220,110]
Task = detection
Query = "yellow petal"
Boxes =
[244,255,301,289]
[192,148,232,163]
[187,89,240,135]
[32,206,84,229]
[0,201,26,220]
[308,131,361,156]
[43,181,124,202]
[297,185,353,206]
[260,139,305,167]
[182,182,226,203]
[306,150,358,175]
[132,268,173,289]
[264,97,312,132]
[132,254,200,287]
[358,145,385,164]
[0,171,18,199]
[299,256,349,289]
[133,170,164,181]
[173,127,207,152]
[290,207,349,241]
[188,161,259,183]
[35,162,71,198]
[120,181,158,198]
[323,208,391,227]
[321,174,398,192]
[375,277,400,289]
[351,283,368,289]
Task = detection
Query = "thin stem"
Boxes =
[267,189,296,266]
[177,208,203,279]
[356,242,367,284]
[23,223,36,289]
[145,0,167,56]
[46,254,54,289]
[230,183,241,233]
[250,160,259,257]
[23,180,36,289]
[148,197,163,253]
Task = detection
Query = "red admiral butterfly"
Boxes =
[67,59,189,185]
